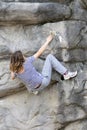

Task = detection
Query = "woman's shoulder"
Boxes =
[25,56,35,63]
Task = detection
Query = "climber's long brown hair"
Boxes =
[10,50,25,73]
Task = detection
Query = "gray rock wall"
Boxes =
[0,0,87,130]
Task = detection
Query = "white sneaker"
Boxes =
[63,71,77,80]
[32,91,39,95]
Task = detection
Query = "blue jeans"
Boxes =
[36,54,67,92]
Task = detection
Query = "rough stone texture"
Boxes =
[65,120,87,130]
[0,0,87,130]
[70,0,87,21]
[0,0,87,25]
[0,2,71,25]
[0,0,73,4]
[0,45,11,59]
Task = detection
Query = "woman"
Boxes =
[10,34,77,94]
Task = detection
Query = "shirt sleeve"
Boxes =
[27,56,35,63]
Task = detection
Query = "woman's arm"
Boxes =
[34,34,54,59]
[11,71,15,80]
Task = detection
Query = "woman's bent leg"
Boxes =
[37,54,67,91]
[42,54,67,77]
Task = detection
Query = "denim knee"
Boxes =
[46,54,53,60]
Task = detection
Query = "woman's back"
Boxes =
[15,56,43,91]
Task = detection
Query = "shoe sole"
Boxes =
[64,71,77,80]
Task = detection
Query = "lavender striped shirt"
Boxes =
[15,56,43,92]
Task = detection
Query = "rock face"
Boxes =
[0,0,87,130]
[0,2,71,25]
